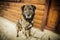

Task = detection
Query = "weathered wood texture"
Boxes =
[46,0,60,32]
[0,2,45,29]
[23,0,45,4]
[0,0,59,32]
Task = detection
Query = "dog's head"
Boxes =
[21,5,36,21]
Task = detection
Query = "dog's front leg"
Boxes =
[16,28,20,37]
[22,28,28,38]
[16,23,22,37]
[26,30,31,37]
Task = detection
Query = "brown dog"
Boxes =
[16,5,36,38]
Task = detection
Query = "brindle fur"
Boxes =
[16,5,36,38]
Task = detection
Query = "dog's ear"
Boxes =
[21,5,25,11]
[31,5,36,11]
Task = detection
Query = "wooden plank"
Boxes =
[1,6,44,15]
[34,23,41,28]
[34,16,43,20]
[47,9,58,30]
[23,0,45,5]
[34,19,42,24]
[46,0,58,31]
[40,0,52,31]
[2,5,45,11]
[0,3,45,10]
[2,10,20,18]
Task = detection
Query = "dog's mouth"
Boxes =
[26,15,32,19]
[23,12,34,20]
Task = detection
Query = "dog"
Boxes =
[16,5,36,38]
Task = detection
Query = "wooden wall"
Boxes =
[0,0,60,33]
[0,0,46,29]
[46,0,60,33]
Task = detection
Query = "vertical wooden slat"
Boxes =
[46,0,58,31]
[41,0,51,31]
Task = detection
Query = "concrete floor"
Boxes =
[0,17,60,40]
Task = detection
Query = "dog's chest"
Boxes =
[19,19,29,28]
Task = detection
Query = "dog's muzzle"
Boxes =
[25,14,32,19]
[26,15,32,18]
